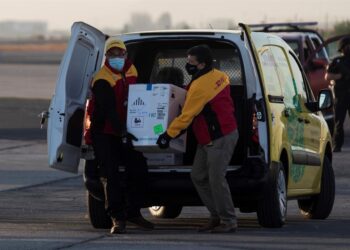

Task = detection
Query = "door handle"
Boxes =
[284,109,291,117]
[297,117,310,124]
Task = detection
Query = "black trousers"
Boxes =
[334,92,350,148]
[91,132,148,220]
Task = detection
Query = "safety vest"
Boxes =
[84,60,137,141]
[167,69,237,145]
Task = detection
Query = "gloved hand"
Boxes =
[156,132,172,149]
[121,132,138,149]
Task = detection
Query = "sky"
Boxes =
[0,0,349,31]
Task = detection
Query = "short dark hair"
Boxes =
[187,44,213,67]
[339,37,350,52]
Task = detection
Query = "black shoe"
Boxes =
[110,218,126,234]
[128,216,154,230]
[197,218,221,232]
[211,222,237,233]
[333,147,341,152]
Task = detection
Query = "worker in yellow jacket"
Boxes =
[157,44,239,233]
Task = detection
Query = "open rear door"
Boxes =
[47,22,105,173]
[239,23,270,162]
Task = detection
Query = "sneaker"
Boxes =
[333,147,341,152]
[128,216,154,230]
[110,218,126,234]
[211,222,237,233]
[197,218,221,232]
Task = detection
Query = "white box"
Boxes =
[127,84,187,153]
[144,153,183,166]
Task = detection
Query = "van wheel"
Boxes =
[257,162,287,228]
[298,156,335,219]
[87,192,111,229]
[148,206,182,218]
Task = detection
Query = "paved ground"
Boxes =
[0,63,57,99]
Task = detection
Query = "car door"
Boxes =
[47,22,105,173]
[287,52,323,190]
[266,44,310,189]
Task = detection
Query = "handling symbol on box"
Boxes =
[132,97,145,106]
[131,117,144,128]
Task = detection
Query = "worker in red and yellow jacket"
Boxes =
[86,38,153,234]
[157,45,239,233]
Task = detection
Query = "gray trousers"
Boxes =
[191,130,239,224]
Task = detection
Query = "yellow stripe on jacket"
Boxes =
[92,64,138,87]
[167,69,230,138]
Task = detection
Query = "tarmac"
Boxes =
[0,63,77,192]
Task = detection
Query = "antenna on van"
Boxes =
[209,24,214,30]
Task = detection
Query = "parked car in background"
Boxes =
[46,22,335,229]
[250,22,335,134]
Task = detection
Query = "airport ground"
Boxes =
[0,64,349,249]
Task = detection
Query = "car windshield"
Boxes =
[285,40,300,57]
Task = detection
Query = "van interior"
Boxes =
[126,39,256,167]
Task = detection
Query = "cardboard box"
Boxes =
[127,84,187,153]
[143,153,183,166]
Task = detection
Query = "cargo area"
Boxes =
[126,38,250,167]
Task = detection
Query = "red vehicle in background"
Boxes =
[250,22,335,134]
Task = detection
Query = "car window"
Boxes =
[269,46,296,107]
[150,47,243,86]
[258,46,283,96]
[287,52,309,103]
[311,37,327,59]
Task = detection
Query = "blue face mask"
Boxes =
[108,57,125,71]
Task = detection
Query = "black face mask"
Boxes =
[185,63,199,75]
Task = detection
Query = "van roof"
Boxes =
[118,29,242,37]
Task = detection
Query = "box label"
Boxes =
[153,124,164,135]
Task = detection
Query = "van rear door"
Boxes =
[47,22,105,173]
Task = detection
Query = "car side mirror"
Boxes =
[305,89,333,112]
[318,89,333,110]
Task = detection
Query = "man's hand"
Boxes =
[121,132,138,149]
[325,72,342,81]
[156,132,172,149]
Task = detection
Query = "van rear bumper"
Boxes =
[84,165,268,207]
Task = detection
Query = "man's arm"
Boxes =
[325,72,342,81]
[167,85,209,138]
[92,80,126,133]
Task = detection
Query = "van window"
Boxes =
[150,47,243,86]
[258,46,283,96]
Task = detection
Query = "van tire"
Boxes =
[148,206,182,218]
[87,192,111,229]
[257,162,287,228]
[298,156,335,219]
